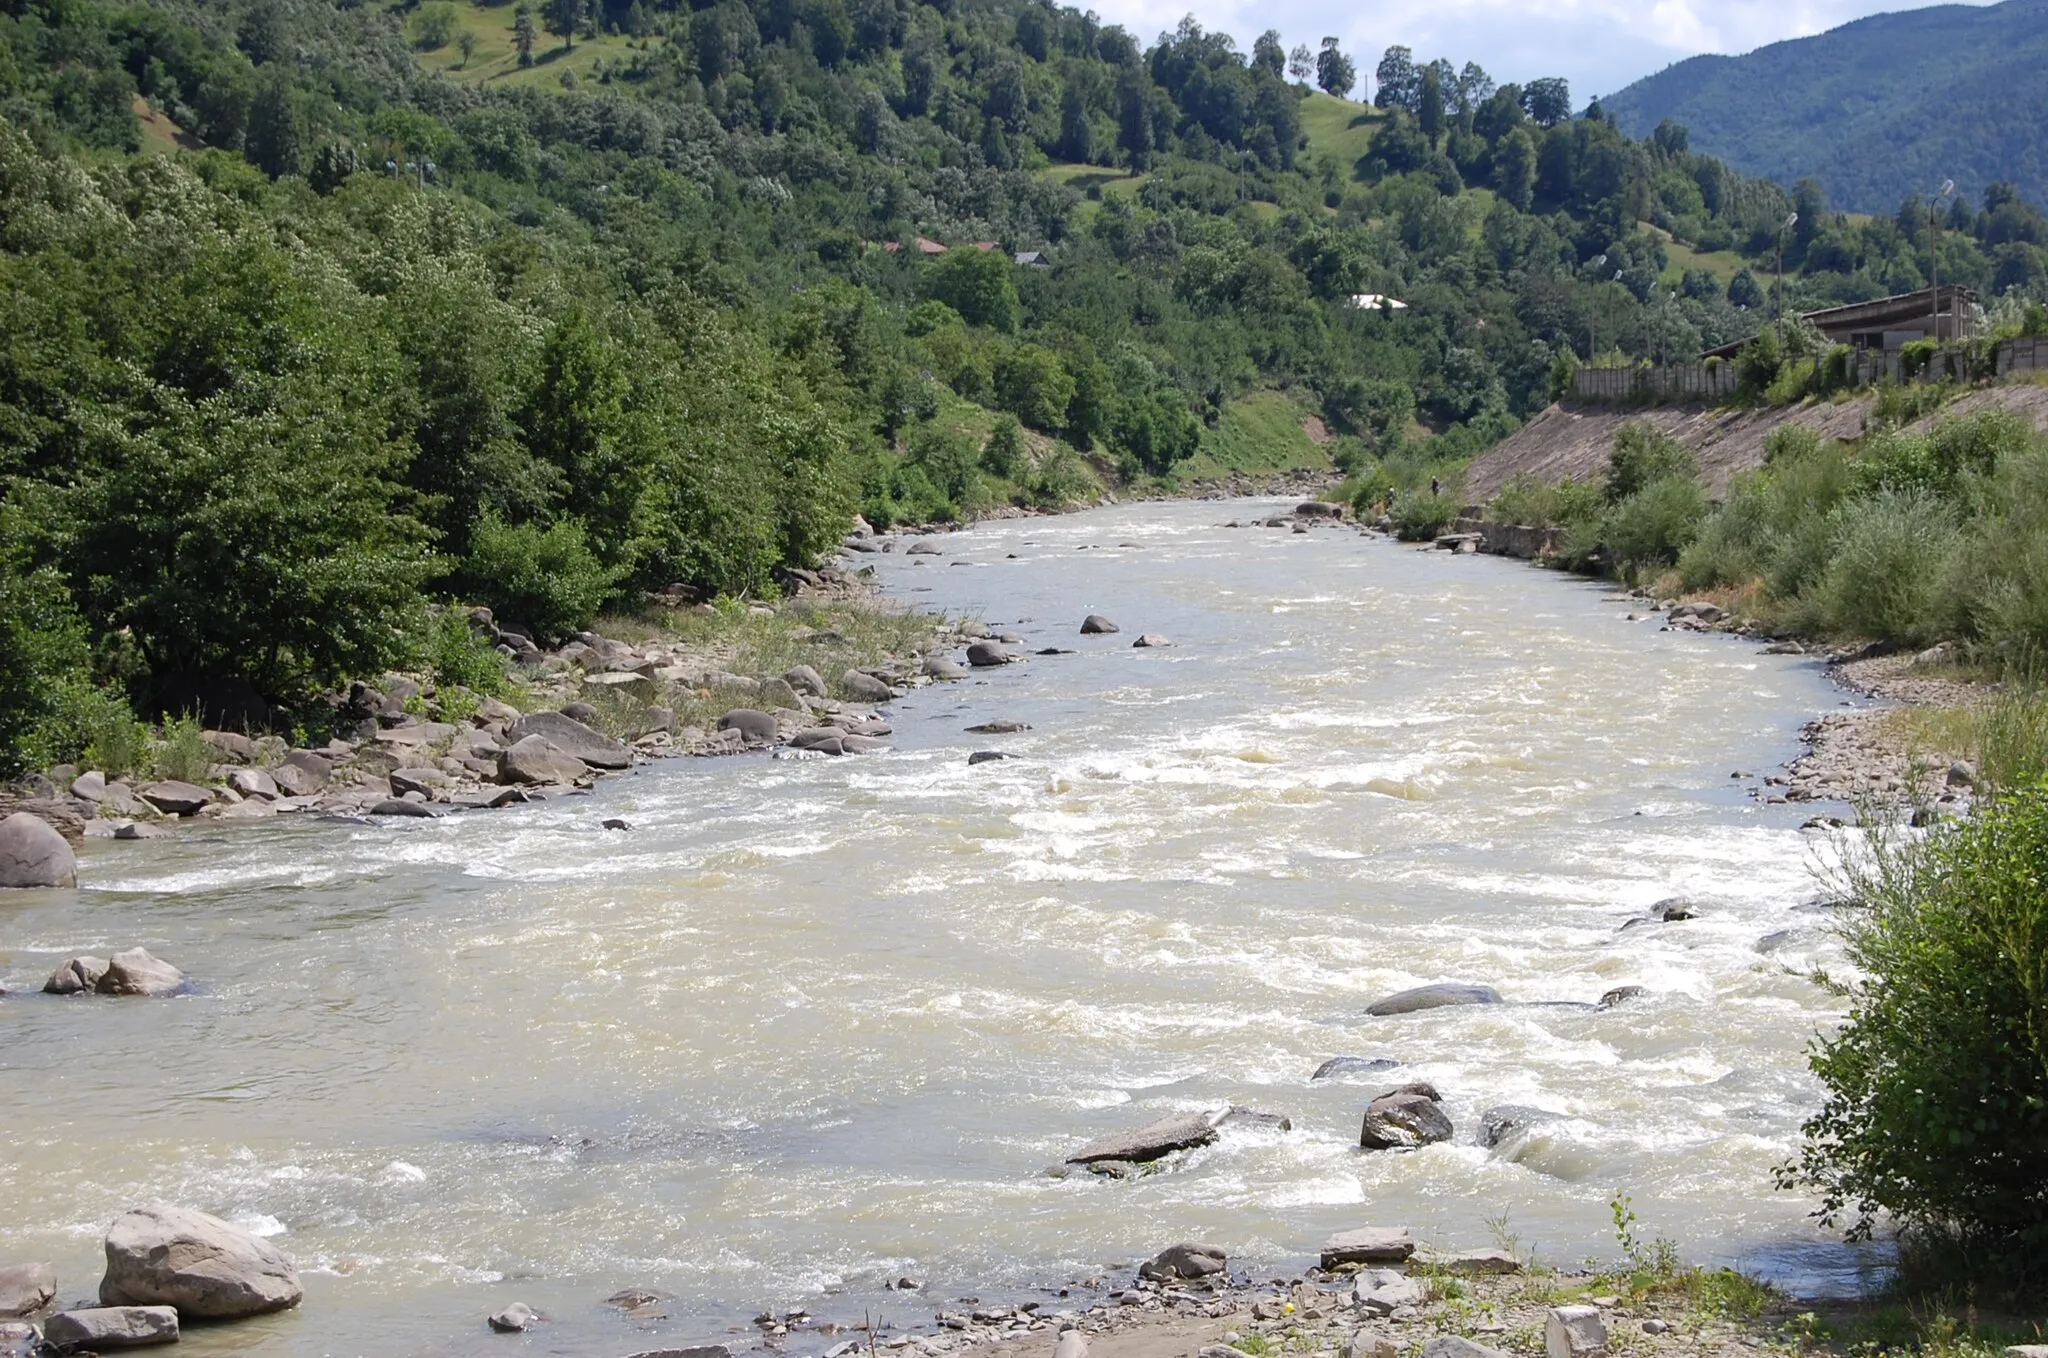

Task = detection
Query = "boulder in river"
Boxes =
[509,711,629,770]
[71,770,107,802]
[95,949,187,997]
[100,1204,303,1318]
[965,642,1016,668]
[1137,1242,1226,1282]
[715,710,779,747]
[1479,1105,1560,1149]
[1596,986,1647,1009]
[1132,634,1172,648]
[44,956,109,994]
[488,1302,537,1333]
[43,1306,179,1352]
[1311,1056,1402,1081]
[501,736,588,786]
[1065,1111,1218,1165]
[0,1262,56,1317]
[923,656,970,680]
[965,721,1030,734]
[0,811,77,888]
[1365,983,1502,1016]
[967,751,1012,765]
[1080,615,1120,635]
[1359,1091,1451,1150]
[368,799,441,818]
[226,768,278,801]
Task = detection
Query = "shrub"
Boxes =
[1028,445,1097,510]
[153,712,212,783]
[1785,781,2048,1285]
[1605,422,1695,502]
[411,3,460,48]
[981,417,1024,480]
[1764,357,1815,406]
[1816,487,1962,645]
[1602,474,1708,579]
[460,516,618,644]
[420,609,509,697]
[1898,337,1939,381]
[1390,491,1459,541]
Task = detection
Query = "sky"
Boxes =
[1082,0,1980,104]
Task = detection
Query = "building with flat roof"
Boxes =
[1702,284,1978,359]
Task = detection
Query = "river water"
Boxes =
[0,500,1881,1355]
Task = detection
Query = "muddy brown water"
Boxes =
[0,500,1887,1355]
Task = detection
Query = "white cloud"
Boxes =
[1080,0,1986,103]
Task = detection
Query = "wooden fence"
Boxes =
[1570,337,2044,405]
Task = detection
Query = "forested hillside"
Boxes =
[1603,0,2048,213]
[2,0,2046,769]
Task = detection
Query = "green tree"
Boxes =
[1058,85,1093,163]
[1373,45,1416,109]
[1495,126,1536,210]
[513,4,537,64]
[243,72,302,178]
[993,345,1075,430]
[1522,76,1571,126]
[1316,38,1355,99]
[545,0,579,49]
[1251,30,1285,78]
[1418,62,1444,147]
[926,248,1021,334]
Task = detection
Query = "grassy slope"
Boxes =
[1297,90,1383,176]
[1177,390,1331,480]
[406,0,647,90]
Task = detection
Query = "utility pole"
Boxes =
[1588,254,1606,360]
[1775,211,1797,325]
[1930,178,1954,342]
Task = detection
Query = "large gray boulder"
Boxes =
[965,642,1015,668]
[1479,1105,1560,1149]
[500,736,588,786]
[840,670,892,703]
[0,1262,55,1317]
[1318,1227,1414,1268]
[1365,983,1502,1016]
[100,1205,302,1318]
[1080,615,1120,634]
[44,956,109,995]
[923,656,970,680]
[1422,1338,1515,1358]
[1360,1092,1452,1150]
[1065,1111,1218,1165]
[0,811,77,888]
[272,752,331,797]
[95,949,187,997]
[508,711,629,770]
[715,709,778,746]
[1312,1056,1401,1081]
[1137,1242,1226,1282]
[783,665,827,698]
[43,1306,179,1351]
[138,781,211,816]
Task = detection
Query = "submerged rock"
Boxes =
[95,949,187,997]
[0,1263,56,1318]
[43,1306,178,1352]
[1065,1111,1218,1165]
[1365,983,1502,1016]
[44,956,110,995]
[1080,615,1120,635]
[1359,1090,1451,1150]
[1312,1056,1402,1081]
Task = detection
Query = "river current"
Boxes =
[0,500,1881,1355]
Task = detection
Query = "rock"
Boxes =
[1376,1081,1442,1102]
[1319,1228,1415,1269]
[621,1348,732,1358]
[965,641,1016,667]
[906,540,943,555]
[501,736,589,786]
[476,696,522,724]
[1359,1093,1452,1150]
[583,671,655,702]
[841,670,893,703]
[1345,1334,1400,1358]
[715,709,779,747]
[1137,1243,1226,1282]
[1312,1056,1402,1081]
[96,949,187,997]
[1596,986,1647,1009]
[1065,1111,1219,1165]
[138,781,211,816]
[1480,1105,1560,1149]
[1647,896,1699,922]
[113,821,172,840]
[841,734,891,754]
[218,799,277,821]
[1420,1248,1522,1275]
[1354,1271,1427,1315]
[1365,983,1502,1016]
[369,799,441,818]
[784,665,828,698]
[0,1263,55,1317]
[967,751,1012,765]
[966,721,1031,734]
[1642,1321,1670,1336]
[1055,1332,1090,1358]
[272,753,330,797]
[1422,1338,1515,1358]
[1948,760,1978,789]
[1547,1306,1608,1358]
[71,771,107,802]
[508,711,629,769]
[388,768,448,798]
[562,700,603,724]
[42,1306,179,1351]
[226,768,278,800]
[923,657,970,680]
[0,811,77,888]
[1132,634,1172,647]
[1080,615,1120,635]
[100,1204,302,1318]
[489,1302,537,1332]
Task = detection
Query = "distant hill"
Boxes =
[1603,0,2048,212]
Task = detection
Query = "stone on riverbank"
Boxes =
[1360,1091,1452,1150]
[1419,1248,1522,1275]
[501,737,588,786]
[784,665,827,698]
[1547,1306,1608,1358]
[139,781,211,816]
[924,656,970,680]
[509,711,629,769]
[0,811,77,888]
[1365,983,1502,1016]
[94,949,186,997]
[1423,1337,1515,1358]
[1055,1331,1090,1358]
[43,1306,179,1351]
[0,1263,55,1317]
[100,1205,302,1318]
[1319,1228,1415,1268]
[716,710,778,747]
[966,642,1017,667]
[1138,1243,1226,1282]
[1355,1270,1427,1315]
[841,670,892,702]
[1066,1111,1218,1165]
[71,770,106,802]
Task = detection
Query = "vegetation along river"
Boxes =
[0,499,1881,1355]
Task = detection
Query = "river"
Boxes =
[0,500,1881,1355]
